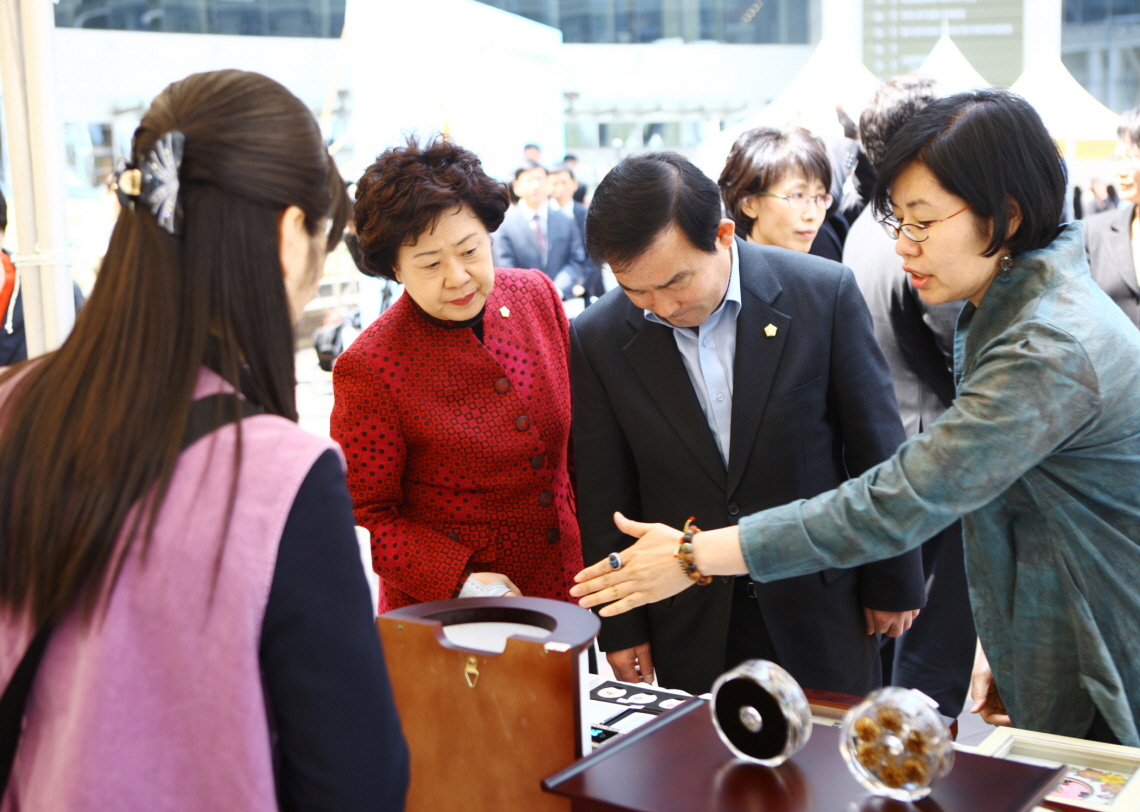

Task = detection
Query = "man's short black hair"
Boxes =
[859,75,939,172]
[585,152,721,268]
[0,187,6,233]
[513,160,548,180]
[872,88,1066,258]
[563,153,578,162]
[550,162,576,181]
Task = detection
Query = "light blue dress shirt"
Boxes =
[644,245,741,466]
[738,224,1140,745]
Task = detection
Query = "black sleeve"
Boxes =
[261,449,409,812]
[826,269,926,612]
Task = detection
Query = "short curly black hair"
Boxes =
[353,136,510,281]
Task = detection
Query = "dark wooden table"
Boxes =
[545,699,1065,812]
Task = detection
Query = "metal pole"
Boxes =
[0,0,76,358]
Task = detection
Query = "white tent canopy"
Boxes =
[341,0,565,183]
[918,33,990,94]
[695,33,880,179]
[1011,58,1120,152]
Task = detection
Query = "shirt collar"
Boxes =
[518,200,547,220]
[643,242,741,330]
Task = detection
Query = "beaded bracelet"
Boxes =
[675,516,712,586]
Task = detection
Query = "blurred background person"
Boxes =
[1084,108,1140,328]
[492,161,587,302]
[523,142,542,164]
[718,127,840,259]
[843,75,977,720]
[0,70,407,809]
[333,137,583,612]
[549,161,603,305]
[563,153,588,203]
[1090,177,1118,213]
[0,189,86,367]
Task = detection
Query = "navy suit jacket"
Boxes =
[492,205,586,299]
[570,239,925,695]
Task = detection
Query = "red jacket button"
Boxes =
[494,377,510,394]
[539,491,554,507]
[515,415,531,431]
[530,455,544,469]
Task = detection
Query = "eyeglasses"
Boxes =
[757,191,834,210]
[879,204,972,243]
[1110,150,1140,166]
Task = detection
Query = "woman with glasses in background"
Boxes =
[1084,108,1140,328]
[572,89,1140,748]
[718,126,839,257]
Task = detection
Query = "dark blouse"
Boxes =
[261,449,408,811]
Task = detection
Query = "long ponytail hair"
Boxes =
[0,70,349,626]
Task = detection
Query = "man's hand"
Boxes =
[863,607,921,637]
[606,642,655,684]
[969,644,1011,726]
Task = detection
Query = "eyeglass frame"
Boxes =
[1109,148,1140,166]
[879,204,973,243]
[756,190,834,210]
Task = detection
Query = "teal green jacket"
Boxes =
[740,223,1140,745]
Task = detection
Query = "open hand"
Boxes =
[569,512,694,616]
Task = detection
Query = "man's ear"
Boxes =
[716,218,736,246]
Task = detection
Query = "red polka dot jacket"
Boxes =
[331,268,583,612]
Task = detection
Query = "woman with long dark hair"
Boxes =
[0,70,407,809]
[572,89,1140,747]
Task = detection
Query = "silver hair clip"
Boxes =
[141,131,185,235]
[111,130,185,236]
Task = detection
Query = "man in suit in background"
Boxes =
[571,152,925,695]
[493,162,587,301]
[843,76,976,718]
[549,163,603,304]
[563,153,588,203]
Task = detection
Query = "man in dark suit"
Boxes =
[549,163,603,303]
[571,152,925,695]
[492,162,587,300]
[842,76,976,718]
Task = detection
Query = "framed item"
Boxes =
[976,726,1140,810]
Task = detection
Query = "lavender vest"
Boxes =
[0,371,338,811]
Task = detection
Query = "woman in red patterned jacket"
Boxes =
[332,137,583,612]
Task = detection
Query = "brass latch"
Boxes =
[464,655,479,688]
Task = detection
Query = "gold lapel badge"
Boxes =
[500,306,511,318]
[764,323,778,338]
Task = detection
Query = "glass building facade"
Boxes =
[1065,0,1140,23]
[477,0,809,44]
[53,0,346,37]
